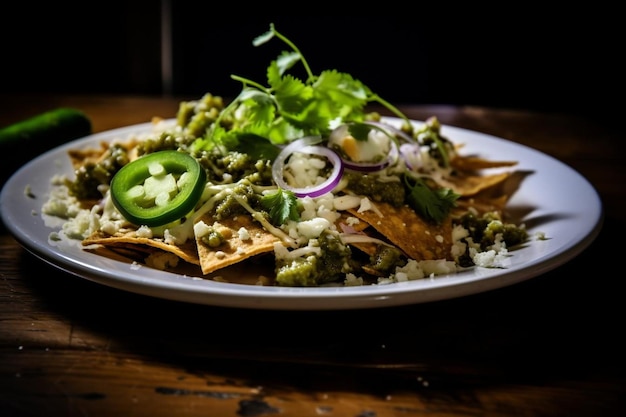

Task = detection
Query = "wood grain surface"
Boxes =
[1,94,624,416]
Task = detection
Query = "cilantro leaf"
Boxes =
[314,70,368,109]
[232,134,280,161]
[404,176,459,224]
[252,25,276,47]
[347,123,374,142]
[261,188,300,225]
[274,51,302,76]
[236,88,276,127]
[272,75,313,114]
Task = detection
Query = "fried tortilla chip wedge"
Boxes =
[68,140,139,170]
[437,155,519,197]
[68,143,109,170]
[195,214,280,275]
[453,194,510,216]
[347,202,454,261]
[453,170,534,221]
[451,169,532,214]
[438,172,513,197]
[336,212,379,256]
[83,229,201,266]
[450,155,518,171]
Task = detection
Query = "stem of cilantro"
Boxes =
[230,75,270,93]
[368,93,413,132]
[259,24,315,83]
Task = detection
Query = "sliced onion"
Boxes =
[272,137,344,198]
[363,120,416,144]
[399,142,422,171]
[339,233,397,248]
[364,121,427,172]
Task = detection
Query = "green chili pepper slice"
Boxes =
[110,150,206,227]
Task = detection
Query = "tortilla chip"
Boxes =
[451,155,518,171]
[334,212,381,255]
[68,140,139,170]
[452,169,533,215]
[453,194,510,216]
[86,242,156,263]
[83,229,201,266]
[347,202,454,261]
[439,172,513,197]
[68,143,109,170]
[195,214,280,275]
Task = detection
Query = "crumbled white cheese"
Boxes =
[273,242,290,259]
[472,250,500,267]
[377,258,457,284]
[358,197,373,213]
[419,259,458,275]
[344,273,364,286]
[345,216,360,227]
[193,220,211,238]
[299,196,318,220]
[41,185,83,219]
[450,224,470,261]
[471,234,510,267]
[238,227,251,241]
[395,260,425,281]
[61,209,96,240]
[297,217,330,239]
[357,197,384,217]
[333,195,361,211]
[136,225,153,238]
[284,152,328,187]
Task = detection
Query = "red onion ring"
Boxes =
[399,142,422,171]
[272,137,344,198]
[361,120,416,144]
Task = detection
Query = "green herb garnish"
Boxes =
[404,176,460,224]
[203,23,413,148]
[261,188,300,225]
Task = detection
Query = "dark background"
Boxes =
[1,4,623,126]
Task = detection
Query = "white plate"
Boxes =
[0,118,603,310]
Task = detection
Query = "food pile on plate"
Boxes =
[41,25,529,287]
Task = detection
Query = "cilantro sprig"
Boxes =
[404,176,460,224]
[205,23,413,147]
[260,188,300,225]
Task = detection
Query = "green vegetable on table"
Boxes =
[0,107,92,184]
[0,107,91,152]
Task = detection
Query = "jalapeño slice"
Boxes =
[110,150,206,227]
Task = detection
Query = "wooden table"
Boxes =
[1,94,624,416]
